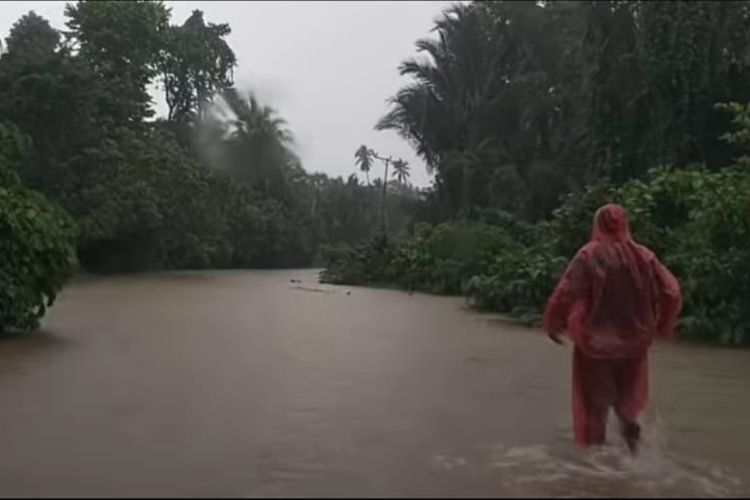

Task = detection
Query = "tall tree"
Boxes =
[64,0,170,125]
[207,88,298,200]
[3,11,60,64]
[377,1,571,219]
[392,158,410,185]
[159,9,236,123]
[354,145,374,185]
[0,11,108,194]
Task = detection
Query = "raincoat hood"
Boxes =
[591,204,632,242]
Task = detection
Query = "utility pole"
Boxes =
[372,153,392,235]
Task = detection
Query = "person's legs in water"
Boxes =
[572,348,616,447]
[614,354,649,455]
[619,419,641,454]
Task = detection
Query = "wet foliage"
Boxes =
[0,124,77,331]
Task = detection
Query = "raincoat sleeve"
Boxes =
[651,257,682,339]
[543,248,592,336]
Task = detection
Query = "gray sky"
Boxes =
[1,1,453,186]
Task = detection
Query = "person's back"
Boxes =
[543,204,682,452]
[577,239,660,358]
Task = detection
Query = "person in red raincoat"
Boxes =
[543,204,682,453]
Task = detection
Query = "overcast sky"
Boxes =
[1,1,453,186]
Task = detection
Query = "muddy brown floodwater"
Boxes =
[0,270,748,497]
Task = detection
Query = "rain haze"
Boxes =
[0,0,452,186]
[4,1,750,497]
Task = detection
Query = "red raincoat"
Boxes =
[543,204,682,446]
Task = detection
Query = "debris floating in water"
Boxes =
[290,284,334,294]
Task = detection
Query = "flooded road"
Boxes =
[0,269,748,497]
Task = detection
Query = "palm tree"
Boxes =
[391,158,410,185]
[218,88,297,199]
[375,4,497,171]
[375,2,568,217]
[354,145,374,185]
[354,146,402,232]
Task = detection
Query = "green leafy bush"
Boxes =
[0,186,78,330]
[319,235,395,286]
[664,168,750,345]
[0,124,78,331]
[466,246,567,323]
[321,223,522,294]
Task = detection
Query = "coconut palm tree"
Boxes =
[375,2,570,218]
[354,145,374,185]
[217,87,297,199]
[391,158,410,185]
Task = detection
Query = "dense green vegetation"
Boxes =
[322,1,750,346]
